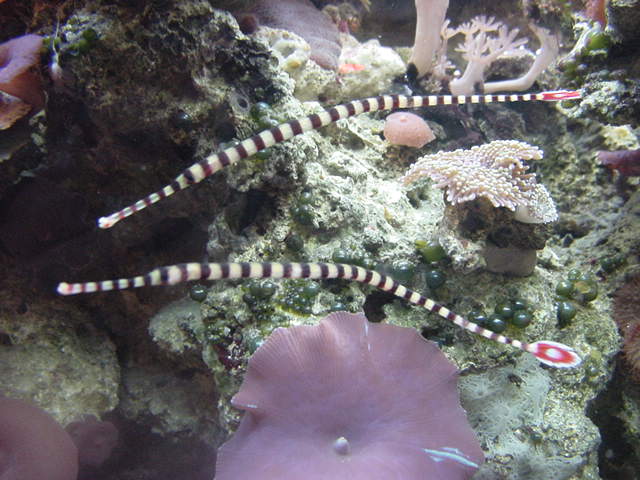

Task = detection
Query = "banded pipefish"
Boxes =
[57,261,581,367]
[59,90,583,368]
[96,90,580,229]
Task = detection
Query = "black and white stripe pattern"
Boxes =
[97,90,581,229]
[57,261,581,367]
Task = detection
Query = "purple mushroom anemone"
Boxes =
[0,394,78,480]
[0,34,44,124]
[215,312,483,479]
[235,0,341,71]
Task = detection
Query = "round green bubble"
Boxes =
[555,280,575,298]
[511,310,532,328]
[298,191,314,205]
[75,38,91,54]
[557,301,577,327]
[485,314,507,333]
[243,293,257,306]
[285,233,304,251]
[189,284,208,302]
[258,116,279,129]
[249,281,277,300]
[291,204,313,225]
[301,282,321,298]
[494,303,514,320]
[425,269,445,289]
[468,310,487,327]
[574,274,598,303]
[82,28,99,43]
[511,299,529,311]
[416,240,447,263]
[389,261,415,284]
[329,302,347,312]
[251,102,271,119]
[332,249,353,265]
[567,269,581,282]
[600,255,625,273]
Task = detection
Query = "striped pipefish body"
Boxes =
[97,90,581,229]
[57,261,582,368]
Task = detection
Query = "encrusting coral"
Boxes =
[215,311,484,479]
[401,140,558,224]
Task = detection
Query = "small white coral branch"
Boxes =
[449,16,527,95]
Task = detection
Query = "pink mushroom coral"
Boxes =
[0,394,78,480]
[384,111,435,148]
[215,312,483,479]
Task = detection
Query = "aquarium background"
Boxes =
[0,0,639,479]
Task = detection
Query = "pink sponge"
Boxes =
[384,111,435,148]
[215,312,483,479]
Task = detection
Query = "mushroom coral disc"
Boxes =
[0,395,78,480]
[215,312,483,479]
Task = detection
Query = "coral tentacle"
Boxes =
[57,261,581,368]
[97,90,580,229]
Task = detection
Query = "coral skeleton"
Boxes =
[57,90,582,369]
[401,139,559,224]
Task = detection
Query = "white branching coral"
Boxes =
[407,2,561,94]
[449,16,522,95]
[447,18,559,95]
[401,140,558,223]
